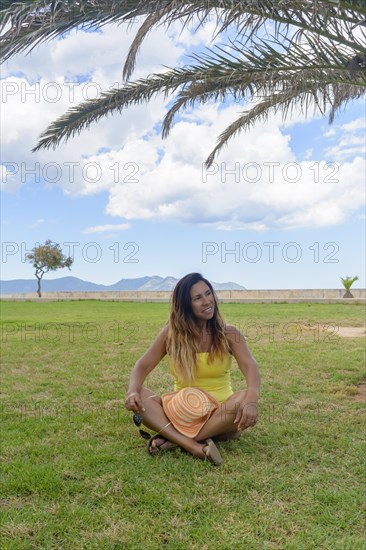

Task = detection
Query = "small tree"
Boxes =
[26,239,73,298]
[341,276,359,298]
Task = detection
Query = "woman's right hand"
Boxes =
[124,391,145,413]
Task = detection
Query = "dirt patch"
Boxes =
[352,383,366,403]
[299,324,366,338]
[334,327,366,338]
[323,326,365,338]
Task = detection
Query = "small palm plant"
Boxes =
[341,276,359,298]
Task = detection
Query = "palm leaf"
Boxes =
[122,0,366,79]
[0,1,151,62]
[32,67,201,151]
[32,32,365,162]
[341,276,359,291]
[2,1,365,63]
[2,0,366,162]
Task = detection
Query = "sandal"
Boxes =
[203,438,223,466]
[147,435,177,455]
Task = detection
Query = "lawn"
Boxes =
[1,301,365,549]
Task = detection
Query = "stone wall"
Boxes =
[1,289,365,303]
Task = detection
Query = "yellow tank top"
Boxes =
[168,353,233,404]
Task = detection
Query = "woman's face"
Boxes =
[190,280,215,323]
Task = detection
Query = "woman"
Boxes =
[125,273,260,465]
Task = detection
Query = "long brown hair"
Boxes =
[166,273,229,383]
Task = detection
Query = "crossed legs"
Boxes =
[137,388,244,458]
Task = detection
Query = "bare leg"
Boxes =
[138,388,215,460]
[194,392,247,442]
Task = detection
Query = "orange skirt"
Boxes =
[162,387,220,438]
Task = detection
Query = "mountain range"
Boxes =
[0,275,246,294]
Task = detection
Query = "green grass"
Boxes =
[1,301,365,549]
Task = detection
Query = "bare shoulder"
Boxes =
[225,323,243,338]
[225,324,246,346]
[224,323,256,365]
[140,324,169,363]
[154,324,169,345]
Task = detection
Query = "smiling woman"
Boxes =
[124,272,260,465]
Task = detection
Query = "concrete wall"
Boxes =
[1,289,365,303]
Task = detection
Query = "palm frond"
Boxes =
[205,80,348,167]
[0,0,151,62]
[121,0,366,79]
[162,34,365,134]
[32,30,366,158]
[122,5,173,81]
[32,66,201,151]
[2,0,366,163]
[2,1,366,63]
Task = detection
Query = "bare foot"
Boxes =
[147,435,177,455]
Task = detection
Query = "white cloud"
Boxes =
[1,22,184,82]
[323,116,366,160]
[1,21,364,232]
[304,148,313,160]
[323,128,337,138]
[324,144,365,160]
[0,21,182,194]
[170,18,221,48]
[30,219,45,228]
[100,105,365,230]
[341,118,366,132]
[0,162,23,192]
[83,223,131,234]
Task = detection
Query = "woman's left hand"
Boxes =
[233,391,259,430]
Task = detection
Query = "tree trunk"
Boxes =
[343,291,354,298]
[37,276,42,298]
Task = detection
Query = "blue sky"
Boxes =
[1,19,365,289]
